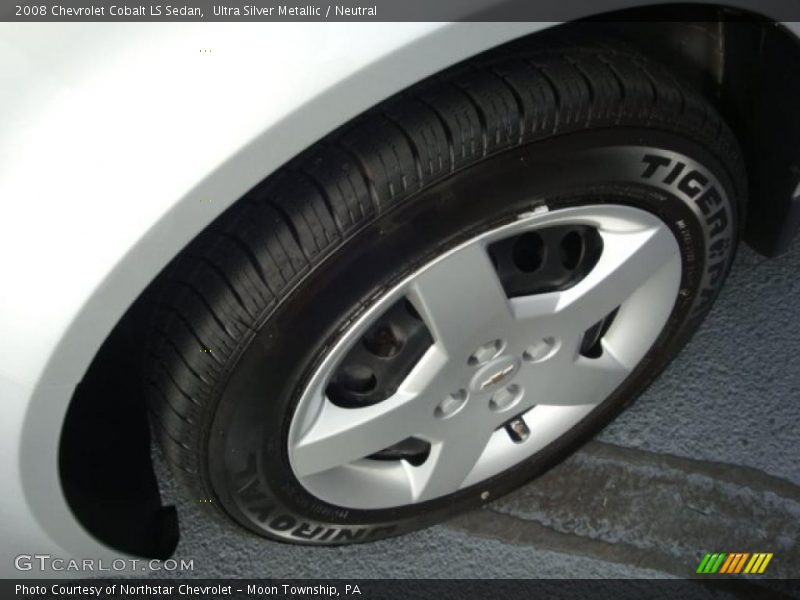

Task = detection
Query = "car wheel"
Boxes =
[145,45,744,544]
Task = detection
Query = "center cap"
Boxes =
[471,355,520,393]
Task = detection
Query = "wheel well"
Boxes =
[579,6,800,255]
[58,309,179,560]
[58,7,800,557]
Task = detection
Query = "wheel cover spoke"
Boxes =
[408,429,494,502]
[409,242,513,358]
[292,391,423,478]
[510,220,678,332]
[292,346,449,477]
[515,342,630,407]
[556,224,679,332]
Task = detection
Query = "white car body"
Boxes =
[1,12,798,574]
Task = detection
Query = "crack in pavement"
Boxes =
[445,441,800,583]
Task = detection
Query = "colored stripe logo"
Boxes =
[696,552,773,574]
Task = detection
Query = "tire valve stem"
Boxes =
[505,417,530,443]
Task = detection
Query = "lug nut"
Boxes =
[522,337,559,363]
[489,384,522,412]
[435,389,468,419]
[468,339,504,366]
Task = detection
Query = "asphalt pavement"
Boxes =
[149,235,800,582]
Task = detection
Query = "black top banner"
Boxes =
[4,0,800,22]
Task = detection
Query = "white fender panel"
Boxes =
[0,21,551,568]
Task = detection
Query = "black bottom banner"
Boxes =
[3,579,799,600]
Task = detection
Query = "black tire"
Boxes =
[144,43,744,544]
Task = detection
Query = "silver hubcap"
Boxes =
[288,205,681,509]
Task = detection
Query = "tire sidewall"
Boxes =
[207,129,738,544]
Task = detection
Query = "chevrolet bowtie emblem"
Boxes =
[480,364,515,390]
